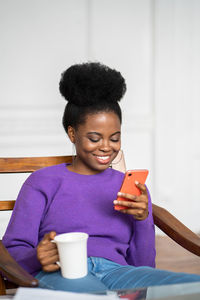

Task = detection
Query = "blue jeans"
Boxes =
[35,257,200,293]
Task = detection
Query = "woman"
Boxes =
[3,62,200,293]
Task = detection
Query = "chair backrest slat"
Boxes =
[0,201,15,211]
[0,156,73,173]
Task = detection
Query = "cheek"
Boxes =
[76,140,97,152]
[114,141,121,151]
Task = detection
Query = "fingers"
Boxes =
[37,247,58,263]
[114,181,149,220]
[135,181,148,195]
[37,248,60,271]
[37,231,60,272]
[114,198,147,210]
[113,196,148,219]
[115,202,149,220]
[117,192,137,201]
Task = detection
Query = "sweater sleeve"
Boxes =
[126,188,156,268]
[2,179,47,275]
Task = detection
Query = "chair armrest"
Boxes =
[0,241,38,287]
[152,204,200,257]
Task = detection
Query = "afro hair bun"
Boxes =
[59,62,126,107]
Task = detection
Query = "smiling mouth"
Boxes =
[94,155,111,164]
[97,156,110,160]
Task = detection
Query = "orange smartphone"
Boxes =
[114,169,149,210]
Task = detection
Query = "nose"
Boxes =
[99,139,111,152]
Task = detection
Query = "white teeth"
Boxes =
[97,156,109,160]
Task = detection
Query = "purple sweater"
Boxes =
[2,164,156,276]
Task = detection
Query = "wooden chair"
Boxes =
[0,155,200,295]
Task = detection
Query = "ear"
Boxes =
[67,126,76,143]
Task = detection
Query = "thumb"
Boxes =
[49,231,57,240]
[42,231,57,244]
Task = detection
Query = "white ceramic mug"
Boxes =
[53,232,88,279]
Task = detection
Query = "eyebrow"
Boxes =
[87,131,121,137]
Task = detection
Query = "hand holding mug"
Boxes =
[37,231,60,272]
[38,231,88,279]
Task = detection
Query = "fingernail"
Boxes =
[113,200,118,204]
[135,180,139,185]
[118,192,122,196]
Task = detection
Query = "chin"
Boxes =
[92,163,110,173]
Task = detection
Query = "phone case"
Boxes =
[114,169,149,210]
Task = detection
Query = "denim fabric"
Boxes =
[35,257,200,293]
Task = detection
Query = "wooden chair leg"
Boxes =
[0,274,6,295]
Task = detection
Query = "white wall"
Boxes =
[154,0,200,231]
[0,0,200,237]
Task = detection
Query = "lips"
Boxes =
[94,155,111,165]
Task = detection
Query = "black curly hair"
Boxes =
[59,62,126,133]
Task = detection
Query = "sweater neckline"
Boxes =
[62,163,112,179]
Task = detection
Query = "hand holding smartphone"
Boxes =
[114,169,149,210]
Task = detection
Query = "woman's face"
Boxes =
[68,111,121,175]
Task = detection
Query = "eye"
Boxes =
[89,138,100,143]
[110,139,120,143]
